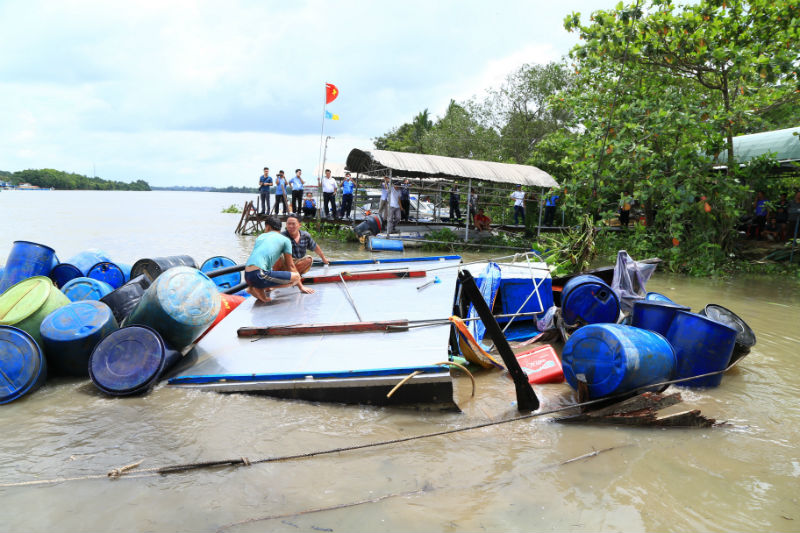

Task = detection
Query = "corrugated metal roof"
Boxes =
[345,149,559,188]
[716,126,800,165]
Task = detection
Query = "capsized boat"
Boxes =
[169,256,464,407]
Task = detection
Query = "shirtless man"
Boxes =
[244,216,310,302]
[274,214,330,276]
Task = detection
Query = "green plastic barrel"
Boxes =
[0,276,71,347]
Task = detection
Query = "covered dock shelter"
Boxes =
[344,148,560,240]
[714,126,800,171]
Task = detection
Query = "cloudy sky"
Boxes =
[0,0,612,187]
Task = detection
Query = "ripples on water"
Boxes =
[1,191,799,532]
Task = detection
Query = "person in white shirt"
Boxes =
[320,169,338,219]
[378,175,391,221]
[511,184,526,225]
[387,181,404,234]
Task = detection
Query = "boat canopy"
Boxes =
[715,126,800,169]
[345,148,559,188]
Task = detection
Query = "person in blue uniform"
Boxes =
[244,216,309,303]
[272,170,289,215]
[258,167,272,215]
[341,172,355,219]
[290,169,305,213]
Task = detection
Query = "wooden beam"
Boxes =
[302,270,425,284]
[238,319,409,337]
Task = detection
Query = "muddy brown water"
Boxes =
[1,191,799,532]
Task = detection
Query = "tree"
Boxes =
[373,108,434,153]
[475,62,575,163]
[565,0,800,167]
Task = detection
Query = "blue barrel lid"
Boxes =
[0,325,46,404]
[61,277,114,302]
[561,275,620,325]
[87,262,131,290]
[200,256,240,290]
[89,325,166,395]
[155,267,220,326]
[40,300,115,342]
[50,263,84,288]
[645,292,676,304]
[634,299,690,311]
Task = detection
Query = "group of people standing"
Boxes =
[749,190,800,241]
[258,167,357,220]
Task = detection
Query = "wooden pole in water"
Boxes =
[457,269,539,413]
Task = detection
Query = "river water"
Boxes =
[1,191,798,532]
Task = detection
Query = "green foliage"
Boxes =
[6,168,150,191]
[221,204,242,213]
[535,215,598,276]
[304,222,359,243]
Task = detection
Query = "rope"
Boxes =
[385,371,423,398]
[434,361,476,397]
[0,358,744,489]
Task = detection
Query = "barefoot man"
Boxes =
[244,216,312,302]
[274,213,330,275]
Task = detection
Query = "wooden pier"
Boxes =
[234,200,570,236]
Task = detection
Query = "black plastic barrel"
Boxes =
[699,304,756,363]
[99,275,151,323]
[130,255,197,282]
[88,325,182,396]
[354,214,383,237]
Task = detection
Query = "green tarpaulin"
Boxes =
[716,126,800,166]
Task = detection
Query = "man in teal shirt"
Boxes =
[244,216,310,302]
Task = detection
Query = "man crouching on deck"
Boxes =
[244,215,312,302]
[273,213,330,276]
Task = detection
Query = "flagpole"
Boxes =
[316,83,327,221]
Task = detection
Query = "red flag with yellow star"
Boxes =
[325,83,339,104]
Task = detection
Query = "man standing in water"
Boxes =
[258,167,272,215]
[244,216,309,303]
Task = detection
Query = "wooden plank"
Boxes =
[237,319,409,337]
[301,270,426,284]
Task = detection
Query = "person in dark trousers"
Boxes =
[449,184,461,221]
[258,167,272,215]
[320,169,338,218]
[544,192,559,227]
[511,185,525,225]
[619,190,633,229]
[341,172,355,219]
[290,169,305,213]
[272,170,289,215]
[400,178,411,221]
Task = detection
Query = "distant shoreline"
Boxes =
[151,186,258,193]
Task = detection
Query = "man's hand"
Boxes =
[298,282,314,294]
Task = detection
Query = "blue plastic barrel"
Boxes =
[39,300,118,376]
[0,325,47,404]
[561,324,675,399]
[61,277,114,302]
[631,300,691,337]
[645,291,677,304]
[367,237,404,252]
[88,325,181,396]
[125,266,221,349]
[99,275,151,324]
[50,249,111,288]
[561,274,620,326]
[200,256,240,291]
[0,241,58,294]
[666,310,737,388]
[130,255,197,283]
[87,262,131,290]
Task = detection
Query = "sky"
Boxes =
[0,0,614,187]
